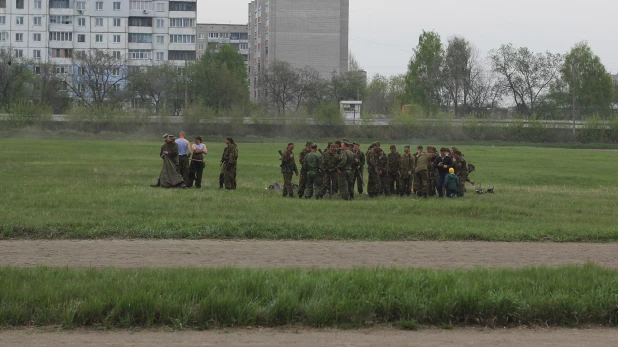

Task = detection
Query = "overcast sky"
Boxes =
[199,0,618,77]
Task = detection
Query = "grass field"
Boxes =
[1,139,618,241]
[2,264,618,328]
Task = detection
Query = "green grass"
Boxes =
[1,264,618,329]
[1,139,618,242]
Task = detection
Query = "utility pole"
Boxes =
[572,62,577,136]
[184,60,188,111]
[6,61,11,115]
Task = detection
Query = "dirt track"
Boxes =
[1,240,617,269]
[1,328,617,347]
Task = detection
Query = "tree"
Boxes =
[442,36,473,116]
[490,44,562,117]
[69,49,129,106]
[292,66,322,111]
[349,50,361,71]
[260,60,298,116]
[34,63,70,113]
[128,63,182,114]
[560,42,614,117]
[330,70,367,101]
[404,30,444,115]
[0,49,34,110]
[365,74,389,115]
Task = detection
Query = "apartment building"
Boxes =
[196,23,249,62]
[247,0,349,101]
[0,0,196,72]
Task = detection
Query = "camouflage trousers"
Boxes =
[388,173,399,195]
[223,164,236,189]
[367,167,381,196]
[353,168,364,194]
[304,171,323,198]
[427,170,437,196]
[414,169,429,196]
[398,176,412,196]
[282,171,294,197]
[297,170,308,197]
[380,174,391,196]
[338,169,354,200]
[457,175,467,197]
[321,171,339,197]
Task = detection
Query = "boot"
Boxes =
[219,174,224,189]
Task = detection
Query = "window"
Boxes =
[77,34,85,42]
[156,2,164,11]
[33,49,41,58]
[51,49,72,58]
[16,16,23,25]
[128,49,151,60]
[0,16,5,25]
[34,66,41,74]
[128,33,152,43]
[16,0,24,9]
[113,18,121,26]
[33,33,41,41]
[78,18,85,26]
[168,50,196,60]
[198,33,204,40]
[239,43,248,50]
[0,0,5,8]
[198,44,204,50]
[15,33,23,42]
[14,49,23,57]
[33,17,41,25]
[76,1,85,10]
[156,19,164,28]
[95,18,103,26]
[169,35,195,44]
[95,34,103,43]
[49,0,68,8]
[0,32,7,41]
[112,68,119,76]
[113,35,120,43]
[130,1,153,10]
[155,35,163,44]
[208,32,219,39]
[49,32,73,41]
[156,51,164,61]
[169,1,195,11]
[50,16,72,24]
[78,84,86,92]
[113,51,121,59]
[128,17,152,27]
[169,18,195,27]
[34,0,41,8]
[113,1,120,10]
[96,1,103,10]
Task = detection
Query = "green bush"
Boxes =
[6,101,53,127]
[312,102,344,126]
[462,115,488,140]
[579,116,608,143]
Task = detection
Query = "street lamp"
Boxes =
[6,60,11,115]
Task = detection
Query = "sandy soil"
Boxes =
[0,240,616,269]
[1,328,617,347]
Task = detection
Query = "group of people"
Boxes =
[280,140,475,200]
[152,132,238,190]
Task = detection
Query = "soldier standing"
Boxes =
[320,144,339,198]
[352,143,365,195]
[175,131,192,185]
[303,144,323,199]
[427,146,438,197]
[399,145,415,197]
[376,147,390,196]
[366,143,380,198]
[337,142,355,200]
[187,136,207,189]
[412,146,423,194]
[387,145,401,195]
[297,141,312,199]
[280,143,299,198]
[414,147,437,198]
[453,150,470,197]
[221,137,238,190]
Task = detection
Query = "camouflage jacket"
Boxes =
[376,154,389,175]
[281,149,298,174]
[387,152,401,176]
[399,153,415,178]
[321,151,340,172]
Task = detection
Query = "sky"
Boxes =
[198,0,618,77]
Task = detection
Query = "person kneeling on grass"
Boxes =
[445,168,459,198]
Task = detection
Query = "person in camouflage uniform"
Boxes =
[366,143,381,198]
[303,144,323,199]
[414,147,437,198]
[337,142,355,200]
[296,141,312,199]
[386,145,401,195]
[320,144,340,198]
[412,146,423,193]
[280,143,299,198]
[427,146,438,196]
[352,143,365,195]
[399,145,415,196]
[376,147,390,196]
[221,137,238,190]
[452,150,470,197]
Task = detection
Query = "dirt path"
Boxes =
[1,328,617,347]
[1,240,616,269]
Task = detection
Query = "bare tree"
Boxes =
[442,36,473,116]
[260,60,298,116]
[128,62,182,114]
[69,49,130,106]
[490,44,562,117]
[292,66,321,110]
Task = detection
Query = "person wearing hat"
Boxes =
[280,143,299,198]
[444,167,459,198]
[376,147,390,196]
[352,143,365,195]
[414,146,437,198]
[296,141,312,199]
[220,137,238,190]
[320,143,340,198]
[412,146,424,194]
[366,143,381,198]
[399,145,415,197]
[337,142,356,200]
[434,147,453,198]
[303,144,323,199]
[151,134,186,188]
[187,136,207,188]
[426,146,438,197]
[386,145,401,195]
[452,150,470,197]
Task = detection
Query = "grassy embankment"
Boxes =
[1,265,617,329]
[1,139,617,241]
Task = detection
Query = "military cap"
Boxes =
[305,141,313,146]
[404,145,411,149]
[390,145,396,149]
[376,141,381,146]
[375,147,383,153]
[454,150,462,155]
[335,140,342,145]
[288,142,295,147]
[343,138,349,142]
[311,143,318,149]
[417,145,424,150]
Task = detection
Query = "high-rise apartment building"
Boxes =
[0,0,196,88]
[248,0,349,101]
[196,23,249,62]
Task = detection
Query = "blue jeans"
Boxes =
[437,173,447,197]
